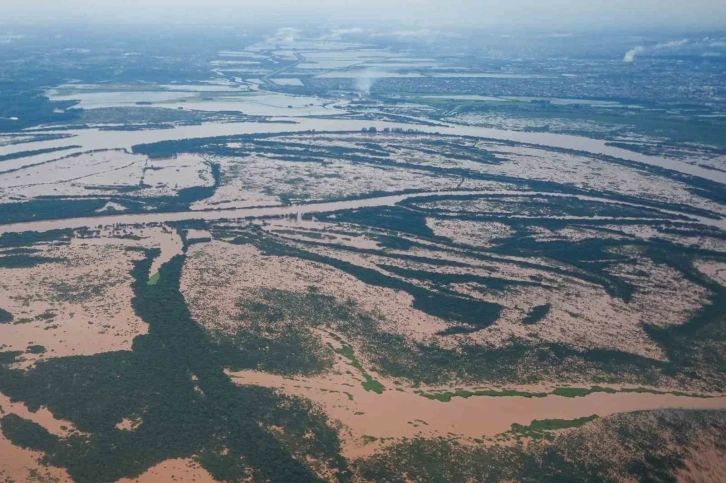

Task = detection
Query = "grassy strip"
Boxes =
[415,388,547,402]
[507,415,599,440]
[553,386,711,398]
[332,344,385,394]
[551,386,617,397]
[417,385,713,402]
[0,145,81,163]
[147,272,160,286]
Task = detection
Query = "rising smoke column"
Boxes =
[623,46,645,62]
[623,39,690,62]
[354,69,384,96]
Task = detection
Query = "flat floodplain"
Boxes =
[1,27,726,482]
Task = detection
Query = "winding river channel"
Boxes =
[2,117,725,183]
[2,115,725,235]
[1,189,724,235]
[2,117,726,461]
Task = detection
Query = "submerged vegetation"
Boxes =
[506,414,599,440]
[355,410,724,482]
[523,304,551,325]
[215,219,726,393]
[0,250,349,482]
[415,388,549,402]
[331,342,385,394]
[1,25,725,482]
[147,272,160,286]
[415,385,710,402]
[0,308,13,324]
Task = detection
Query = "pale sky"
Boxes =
[1,0,725,30]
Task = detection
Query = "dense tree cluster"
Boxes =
[0,249,348,482]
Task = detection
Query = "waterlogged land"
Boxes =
[1,28,726,482]
[0,213,725,481]
[2,118,725,183]
[229,368,726,458]
[1,126,726,482]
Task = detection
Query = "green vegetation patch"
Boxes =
[523,304,551,325]
[26,345,46,355]
[0,308,13,324]
[0,199,108,225]
[213,287,385,376]
[508,415,599,440]
[147,272,160,286]
[236,287,363,327]
[0,351,23,365]
[1,414,58,454]
[222,324,334,377]
[333,343,385,394]
[551,386,618,397]
[416,388,548,402]
[361,435,379,445]
[416,385,712,402]
[47,277,118,304]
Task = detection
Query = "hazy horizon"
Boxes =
[2,0,725,32]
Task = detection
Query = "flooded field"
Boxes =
[47,86,342,116]
[0,120,725,482]
[2,188,722,236]
[3,117,725,183]
[118,459,217,483]
[1,26,725,481]
[229,369,726,457]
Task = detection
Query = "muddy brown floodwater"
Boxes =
[5,118,725,183]
[117,459,217,483]
[0,112,724,481]
[0,189,722,236]
[0,393,75,482]
[228,366,726,458]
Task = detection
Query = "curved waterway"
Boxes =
[229,370,726,458]
[1,189,723,235]
[6,117,726,184]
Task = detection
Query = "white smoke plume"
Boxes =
[354,69,384,96]
[623,46,645,62]
[623,39,690,62]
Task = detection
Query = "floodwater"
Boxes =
[1,92,724,480]
[72,226,184,276]
[6,187,726,234]
[0,190,478,234]
[48,91,196,109]
[46,88,338,116]
[4,117,724,184]
[146,228,184,276]
[1,189,720,235]
[0,240,149,363]
[230,369,726,458]
[117,459,216,483]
